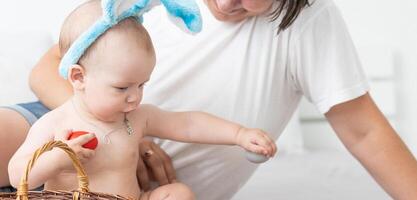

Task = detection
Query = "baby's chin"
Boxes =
[93,112,125,123]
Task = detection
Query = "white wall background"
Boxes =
[300,0,417,154]
[0,1,83,105]
[0,0,83,40]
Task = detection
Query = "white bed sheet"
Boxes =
[232,150,391,200]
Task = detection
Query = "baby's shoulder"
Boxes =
[131,104,160,117]
[127,104,159,128]
[30,104,70,135]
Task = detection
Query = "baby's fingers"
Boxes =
[82,148,95,158]
[271,140,278,156]
[71,133,96,145]
[262,134,277,156]
[246,141,268,155]
[250,137,271,156]
[78,148,95,162]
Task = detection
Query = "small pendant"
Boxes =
[124,118,134,136]
[104,135,111,144]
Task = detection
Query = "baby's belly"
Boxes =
[45,169,141,199]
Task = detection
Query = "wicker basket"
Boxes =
[0,141,133,200]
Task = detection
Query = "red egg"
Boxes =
[68,131,98,150]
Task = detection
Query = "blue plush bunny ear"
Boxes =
[59,0,202,79]
[160,0,202,33]
[118,0,202,33]
[111,0,202,33]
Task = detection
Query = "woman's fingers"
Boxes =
[139,140,176,187]
[140,148,168,186]
[151,143,177,183]
[136,156,151,191]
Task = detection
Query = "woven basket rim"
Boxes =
[2,141,134,200]
[0,189,133,200]
[0,190,133,200]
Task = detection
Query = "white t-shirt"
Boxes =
[142,0,369,199]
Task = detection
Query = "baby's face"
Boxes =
[82,40,155,122]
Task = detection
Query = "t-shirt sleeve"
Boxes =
[289,2,370,114]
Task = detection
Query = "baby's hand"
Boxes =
[54,129,96,169]
[236,128,277,158]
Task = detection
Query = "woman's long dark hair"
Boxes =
[270,0,311,33]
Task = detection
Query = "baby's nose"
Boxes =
[126,96,136,103]
[126,93,140,103]
[124,99,140,113]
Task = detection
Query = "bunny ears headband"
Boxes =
[59,0,202,79]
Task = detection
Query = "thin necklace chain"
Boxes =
[71,98,135,144]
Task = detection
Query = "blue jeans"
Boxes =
[0,101,50,192]
[2,101,50,126]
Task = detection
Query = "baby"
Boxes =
[8,0,276,199]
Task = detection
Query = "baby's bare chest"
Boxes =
[54,108,146,173]
[79,129,142,172]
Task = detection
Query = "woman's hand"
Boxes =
[236,128,277,157]
[137,139,177,191]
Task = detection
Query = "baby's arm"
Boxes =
[141,105,276,156]
[8,118,95,189]
[8,119,64,189]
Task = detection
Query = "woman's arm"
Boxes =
[326,93,417,199]
[29,44,73,109]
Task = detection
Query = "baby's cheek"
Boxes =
[87,96,118,115]
[99,98,123,112]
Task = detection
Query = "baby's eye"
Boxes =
[115,86,128,91]
[138,83,146,88]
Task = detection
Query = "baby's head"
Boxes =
[60,0,156,122]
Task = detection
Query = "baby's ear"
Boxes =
[69,64,86,90]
